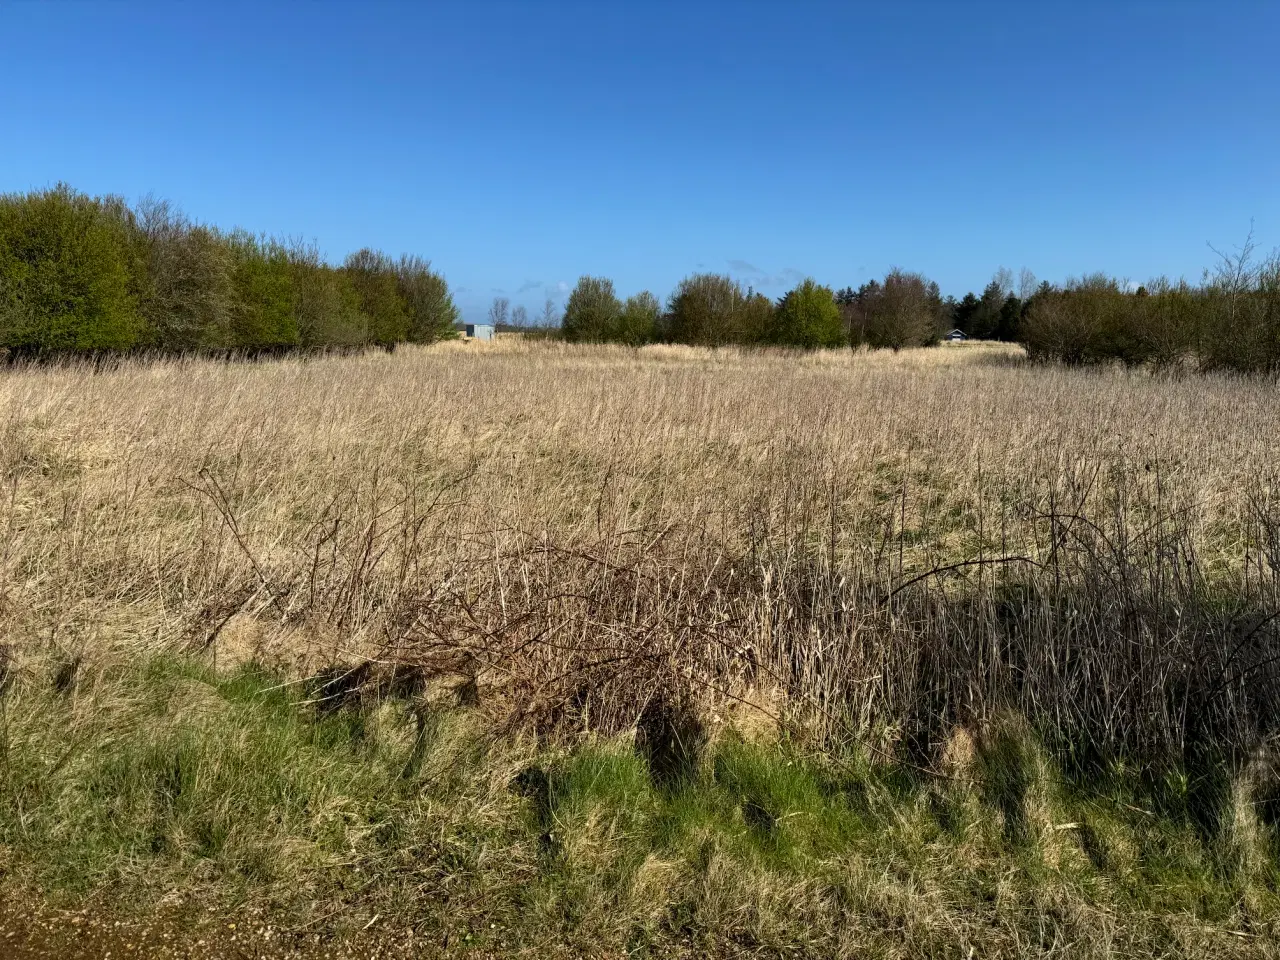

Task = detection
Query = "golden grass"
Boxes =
[1,338,1278,746]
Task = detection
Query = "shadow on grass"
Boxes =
[1,653,1277,957]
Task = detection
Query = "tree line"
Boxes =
[0,184,459,355]
[551,242,1280,375]
[556,268,947,350]
[1019,242,1280,373]
[6,184,1278,374]
[935,246,1280,373]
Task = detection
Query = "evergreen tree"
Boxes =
[997,293,1022,341]
[970,280,1005,339]
[953,291,980,334]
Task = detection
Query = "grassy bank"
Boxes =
[2,651,1277,958]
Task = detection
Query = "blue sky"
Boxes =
[3,1,1278,321]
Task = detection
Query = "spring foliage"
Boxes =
[8,184,1280,374]
[0,184,459,355]
[772,278,845,348]
[567,270,941,351]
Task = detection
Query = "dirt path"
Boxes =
[0,896,499,960]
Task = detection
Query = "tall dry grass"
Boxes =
[2,339,1279,782]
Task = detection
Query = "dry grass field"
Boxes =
[2,339,1279,957]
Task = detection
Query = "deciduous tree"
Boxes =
[0,184,142,353]
[344,248,409,347]
[398,255,459,342]
[772,278,844,348]
[562,276,622,342]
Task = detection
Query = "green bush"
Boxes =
[562,276,623,343]
[5,183,1278,375]
[343,248,410,348]
[142,230,237,350]
[228,233,299,350]
[0,186,462,357]
[1199,254,1280,375]
[1019,241,1280,374]
[288,240,368,348]
[0,184,142,353]
[616,291,661,345]
[397,254,459,344]
[665,273,760,346]
[738,289,777,345]
[772,279,844,348]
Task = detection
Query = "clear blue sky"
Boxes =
[3,1,1278,321]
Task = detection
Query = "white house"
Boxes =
[464,323,494,341]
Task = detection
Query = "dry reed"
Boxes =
[2,339,1279,777]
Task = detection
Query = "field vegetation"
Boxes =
[1,339,1279,956]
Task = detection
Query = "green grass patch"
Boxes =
[1,653,1277,957]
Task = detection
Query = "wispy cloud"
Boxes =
[490,287,507,295]
[516,279,542,294]
[726,260,807,289]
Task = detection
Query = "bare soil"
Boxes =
[0,893,555,960]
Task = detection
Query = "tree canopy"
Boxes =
[0,185,459,356]
[561,276,623,343]
[772,279,844,348]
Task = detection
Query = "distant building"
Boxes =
[944,328,968,342]
[465,323,494,341]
